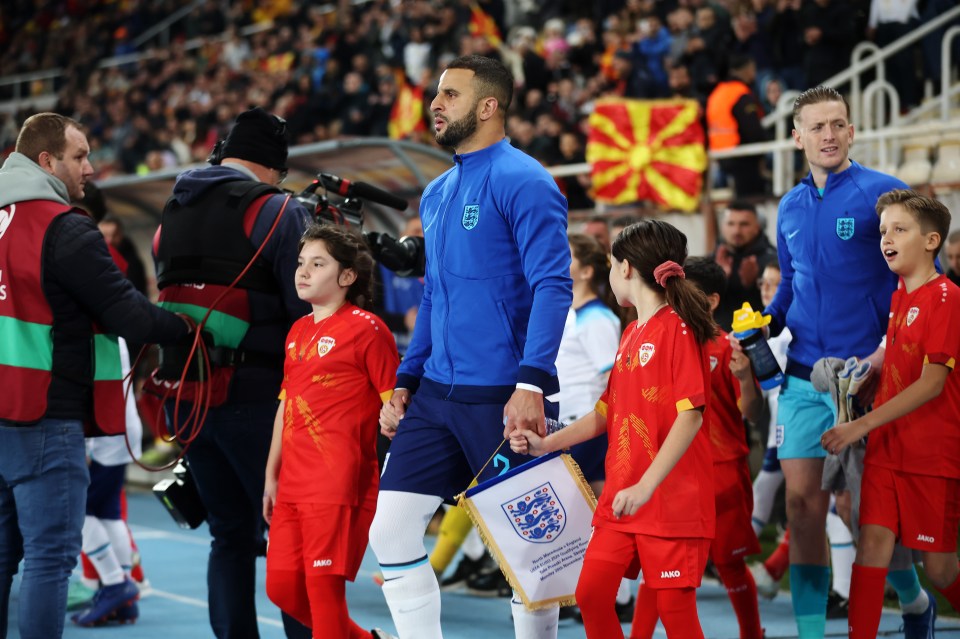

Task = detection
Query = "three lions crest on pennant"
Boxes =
[501,482,566,543]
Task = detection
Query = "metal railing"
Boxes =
[745,6,960,196]
[549,118,960,180]
[527,9,960,199]
[942,25,960,120]
[0,19,272,105]
[4,1,957,203]
[0,0,375,106]
[130,0,205,49]
[0,69,61,103]
[761,4,960,130]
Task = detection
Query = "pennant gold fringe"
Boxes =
[456,454,598,611]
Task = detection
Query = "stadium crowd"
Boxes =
[0,0,960,639]
[0,0,952,197]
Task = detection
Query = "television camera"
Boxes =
[154,172,426,526]
[292,172,425,278]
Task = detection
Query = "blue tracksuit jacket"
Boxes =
[765,160,907,372]
[396,138,572,402]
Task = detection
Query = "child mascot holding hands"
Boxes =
[264,224,399,638]
[511,219,716,638]
[821,190,960,638]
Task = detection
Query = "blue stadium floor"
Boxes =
[10,489,957,638]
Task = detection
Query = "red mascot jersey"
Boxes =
[868,276,960,479]
[278,303,399,506]
[594,307,715,539]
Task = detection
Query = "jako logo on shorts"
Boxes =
[660,570,681,579]
[313,559,333,567]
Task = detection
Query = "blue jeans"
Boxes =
[167,401,280,639]
[0,418,87,639]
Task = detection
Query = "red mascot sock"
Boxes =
[765,530,790,581]
[576,558,627,639]
[848,564,887,639]
[628,581,660,639]
[81,553,97,581]
[715,560,763,639]
[305,575,369,638]
[266,569,312,630]
[936,564,960,612]
[657,587,704,639]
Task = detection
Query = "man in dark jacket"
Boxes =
[800,0,856,88]
[712,200,778,330]
[0,112,190,638]
[150,107,313,639]
[706,55,768,197]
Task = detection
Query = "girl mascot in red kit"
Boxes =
[511,219,717,638]
[263,224,399,639]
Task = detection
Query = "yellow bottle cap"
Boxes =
[731,302,772,333]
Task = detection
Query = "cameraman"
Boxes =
[148,107,312,639]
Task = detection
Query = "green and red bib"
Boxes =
[0,199,125,434]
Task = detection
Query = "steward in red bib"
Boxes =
[0,199,126,435]
[0,113,189,639]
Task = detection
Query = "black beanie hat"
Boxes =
[219,107,288,170]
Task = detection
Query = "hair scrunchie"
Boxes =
[653,260,685,287]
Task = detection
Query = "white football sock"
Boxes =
[81,516,124,586]
[900,586,930,615]
[826,511,854,598]
[369,491,445,639]
[380,563,443,639]
[512,596,559,639]
[102,518,133,574]
[751,468,784,535]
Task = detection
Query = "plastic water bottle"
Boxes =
[731,302,784,391]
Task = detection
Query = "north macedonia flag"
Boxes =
[388,74,426,140]
[587,98,707,212]
[468,3,503,48]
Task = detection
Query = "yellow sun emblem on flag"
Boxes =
[587,98,707,212]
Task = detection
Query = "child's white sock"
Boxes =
[81,516,124,586]
[751,468,784,535]
[825,510,854,598]
[102,518,133,575]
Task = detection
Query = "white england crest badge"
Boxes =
[317,336,336,357]
[836,217,855,240]
[501,482,566,543]
[462,204,480,230]
[638,343,655,367]
[906,307,920,327]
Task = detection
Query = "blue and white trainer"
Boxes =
[902,591,937,639]
[70,578,139,626]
